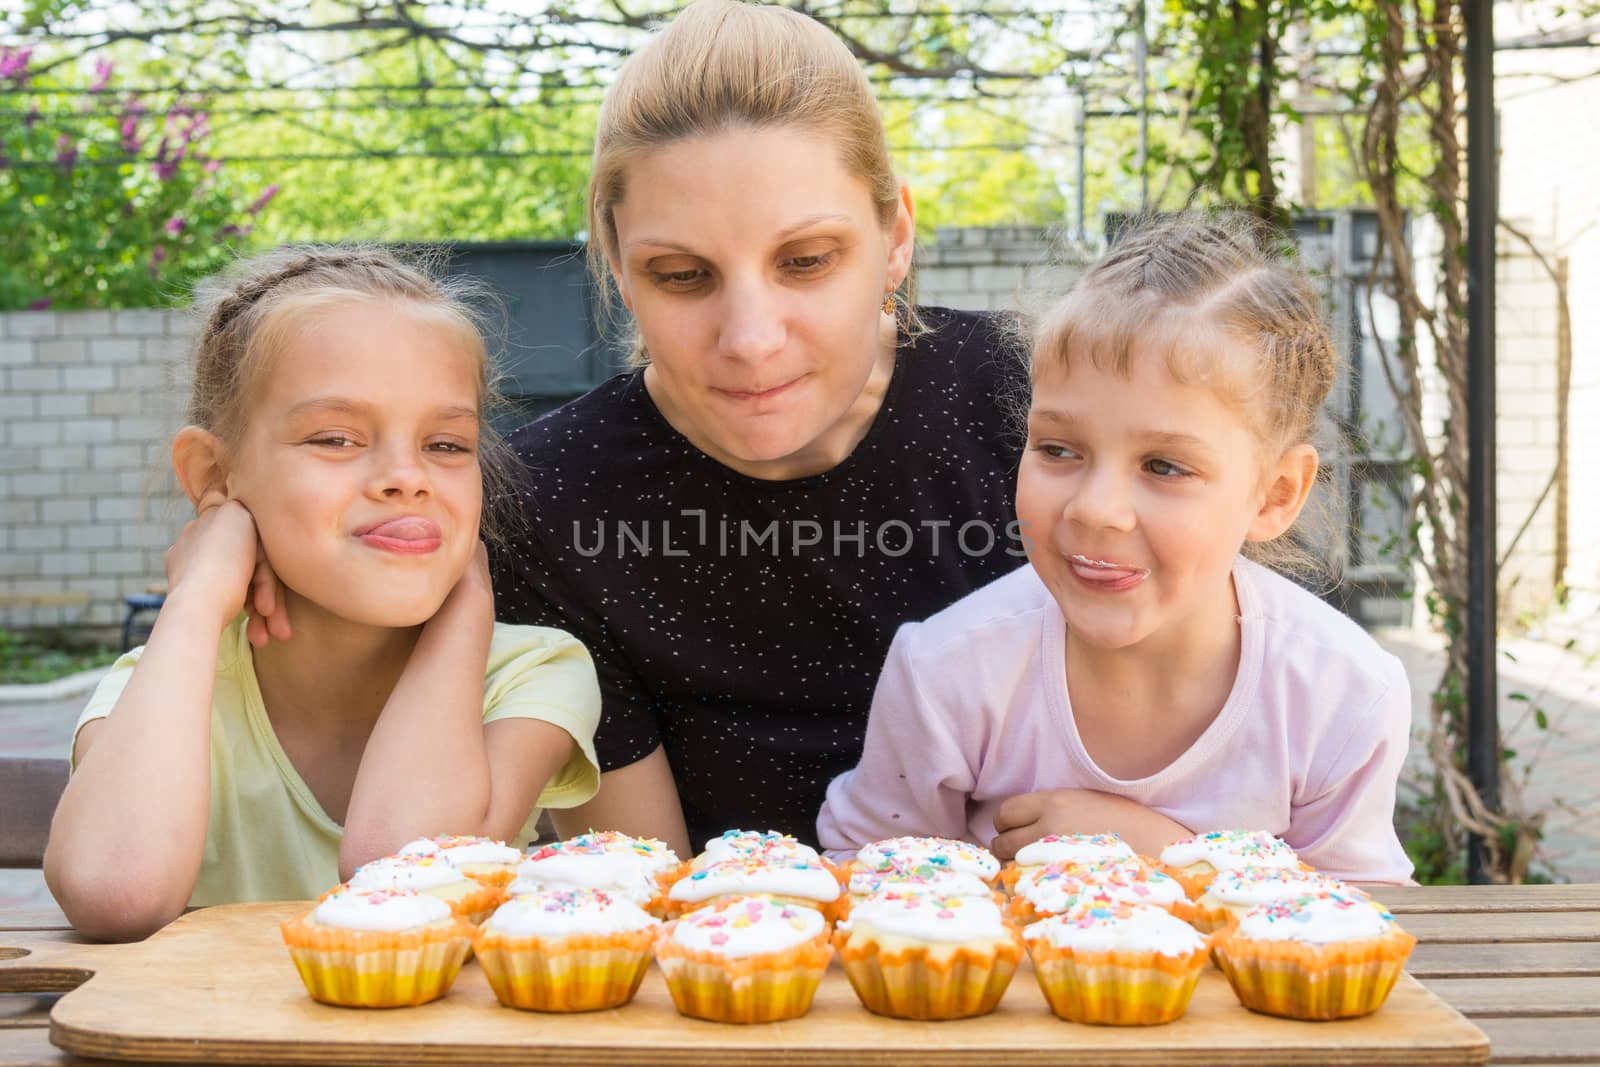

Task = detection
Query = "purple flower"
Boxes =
[90,58,113,92]
[204,157,221,173]
[163,216,186,236]
[247,184,280,215]
[148,245,167,274]
[119,115,141,154]
[24,105,39,129]
[29,298,52,310]
[55,133,77,171]
[0,47,31,83]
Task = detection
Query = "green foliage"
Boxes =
[0,51,278,310]
[0,628,119,685]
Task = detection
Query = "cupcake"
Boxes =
[1009,859,1196,925]
[398,834,522,888]
[1001,833,1138,891]
[1212,890,1418,1020]
[692,829,822,869]
[1158,830,1308,897]
[852,836,1001,886]
[281,887,474,1008]
[841,864,999,919]
[348,854,503,923]
[654,894,834,1024]
[1022,901,1211,1026]
[471,889,660,1012]
[1192,868,1365,934]
[666,856,842,918]
[834,890,1023,1020]
[511,831,681,913]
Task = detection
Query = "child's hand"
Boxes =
[163,493,262,631]
[242,539,292,650]
[432,541,494,626]
[989,788,1192,860]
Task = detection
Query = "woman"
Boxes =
[490,0,1028,856]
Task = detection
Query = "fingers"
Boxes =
[195,488,229,516]
[992,791,1043,834]
[989,824,1039,862]
[246,546,291,646]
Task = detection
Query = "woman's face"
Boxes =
[608,125,914,480]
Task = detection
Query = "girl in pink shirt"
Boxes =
[817,215,1414,883]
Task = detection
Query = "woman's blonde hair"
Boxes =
[185,244,522,546]
[1031,213,1346,584]
[586,0,912,362]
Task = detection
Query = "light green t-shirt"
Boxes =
[73,616,602,906]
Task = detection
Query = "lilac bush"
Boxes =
[0,49,279,309]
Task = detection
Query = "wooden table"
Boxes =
[1,885,1596,1066]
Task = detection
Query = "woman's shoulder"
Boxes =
[908,306,1027,378]
[505,370,650,457]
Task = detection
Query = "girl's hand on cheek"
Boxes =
[164,493,263,631]
[434,542,494,626]
[244,538,292,649]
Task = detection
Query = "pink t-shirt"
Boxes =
[817,557,1414,884]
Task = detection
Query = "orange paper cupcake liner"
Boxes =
[472,926,658,1012]
[1213,927,1419,1020]
[1024,937,1210,1025]
[280,915,474,1008]
[834,929,1024,1020]
[652,928,834,1023]
[456,864,517,890]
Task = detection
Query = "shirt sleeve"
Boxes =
[816,623,976,856]
[482,624,604,810]
[69,647,143,772]
[488,498,663,773]
[1284,653,1415,883]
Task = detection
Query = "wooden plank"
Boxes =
[1410,942,1600,979]
[1403,912,1600,943]
[0,911,70,934]
[15,902,1485,1067]
[1417,977,1600,1017]
[1371,886,1600,914]
[0,1027,226,1067]
[0,996,55,1030]
[1476,1017,1600,1064]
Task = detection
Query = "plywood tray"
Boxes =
[0,903,1490,1066]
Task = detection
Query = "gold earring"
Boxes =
[882,293,897,316]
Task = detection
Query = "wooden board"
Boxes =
[0,903,1489,1066]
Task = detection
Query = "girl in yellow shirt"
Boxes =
[45,247,602,941]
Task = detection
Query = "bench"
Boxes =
[0,757,68,868]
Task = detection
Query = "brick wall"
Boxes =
[0,310,189,632]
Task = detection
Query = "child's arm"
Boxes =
[989,789,1193,859]
[43,497,259,942]
[339,546,580,875]
[551,746,693,859]
[816,625,975,855]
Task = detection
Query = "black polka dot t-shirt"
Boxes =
[489,307,1029,848]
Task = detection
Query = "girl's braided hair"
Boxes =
[185,244,523,547]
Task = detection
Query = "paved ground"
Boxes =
[3,631,1595,912]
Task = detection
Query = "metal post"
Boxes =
[1464,0,1499,884]
[1135,0,1149,210]
[1075,85,1088,242]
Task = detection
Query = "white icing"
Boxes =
[1016,862,1187,913]
[854,836,1000,882]
[1015,834,1136,868]
[484,889,659,938]
[837,892,1010,943]
[1159,831,1302,871]
[848,867,994,900]
[695,829,821,869]
[348,854,467,892]
[1201,868,1358,910]
[669,858,840,905]
[1234,894,1397,944]
[512,832,678,906]
[668,896,826,959]
[312,888,452,932]
[399,835,521,867]
[1023,903,1207,957]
